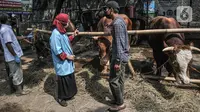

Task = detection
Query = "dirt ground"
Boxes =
[0,43,200,112]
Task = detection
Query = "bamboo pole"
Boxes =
[36,29,52,34]
[143,75,200,84]
[36,28,200,36]
[128,28,200,35]
[128,60,135,77]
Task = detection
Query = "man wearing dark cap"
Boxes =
[0,13,27,95]
[104,1,129,111]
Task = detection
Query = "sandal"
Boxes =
[57,99,68,107]
[107,100,116,105]
[15,90,30,96]
[107,104,126,112]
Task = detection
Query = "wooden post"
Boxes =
[32,26,37,44]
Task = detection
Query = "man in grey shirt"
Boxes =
[104,1,129,111]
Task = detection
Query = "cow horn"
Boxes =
[162,47,174,52]
[190,46,200,52]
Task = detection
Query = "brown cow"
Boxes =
[148,16,200,84]
[94,14,132,75]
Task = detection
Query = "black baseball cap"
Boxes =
[106,1,120,10]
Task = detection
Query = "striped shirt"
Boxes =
[111,16,129,62]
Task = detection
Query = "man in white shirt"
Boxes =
[0,13,26,95]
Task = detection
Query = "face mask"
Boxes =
[62,21,69,28]
[105,8,112,19]
[64,23,69,28]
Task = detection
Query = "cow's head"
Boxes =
[163,45,200,84]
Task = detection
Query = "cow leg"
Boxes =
[164,62,173,77]
[163,55,173,77]
[153,50,163,76]
[98,39,107,58]
[101,61,110,75]
[98,40,109,75]
[101,52,110,75]
[129,35,138,46]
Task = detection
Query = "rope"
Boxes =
[141,58,170,75]
[141,59,200,75]
[189,65,200,74]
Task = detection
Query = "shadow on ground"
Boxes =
[43,74,56,98]
[0,49,54,96]
[0,102,29,112]
[23,58,53,88]
[77,56,112,105]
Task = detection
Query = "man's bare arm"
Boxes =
[17,36,32,44]
[6,42,17,56]
[16,36,26,40]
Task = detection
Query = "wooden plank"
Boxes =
[143,75,200,84]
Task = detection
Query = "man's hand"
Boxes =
[14,55,21,63]
[114,59,121,71]
[114,64,120,71]
[73,29,79,37]
[67,55,75,61]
